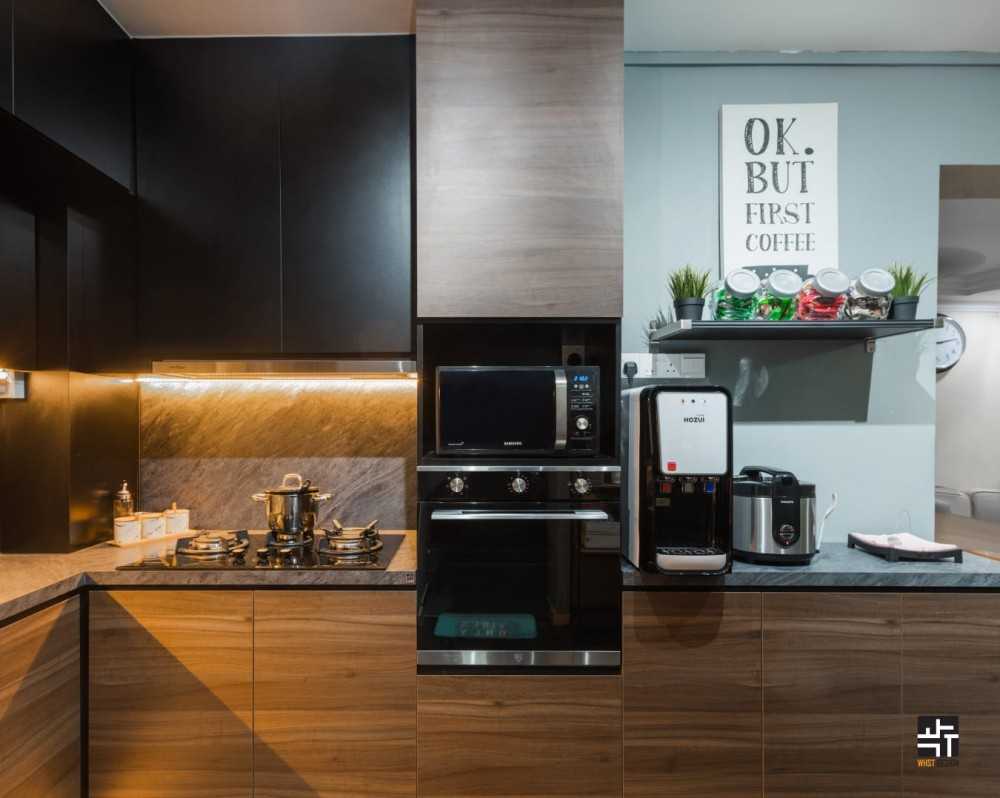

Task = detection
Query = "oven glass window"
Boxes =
[438,370,556,453]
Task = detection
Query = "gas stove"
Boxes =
[118,523,404,571]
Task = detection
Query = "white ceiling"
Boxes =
[100,0,415,37]
[626,0,1000,53]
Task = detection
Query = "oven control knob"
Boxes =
[446,476,465,494]
[509,476,529,494]
[572,476,592,496]
[575,415,591,431]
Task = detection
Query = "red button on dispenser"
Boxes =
[666,460,677,472]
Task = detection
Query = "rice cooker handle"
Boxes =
[739,466,799,487]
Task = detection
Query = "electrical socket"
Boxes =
[622,353,706,380]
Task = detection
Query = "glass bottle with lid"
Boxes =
[845,268,895,320]
[113,481,134,518]
[755,269,803,320]
[713,269,760,320]
[795,268,850,320]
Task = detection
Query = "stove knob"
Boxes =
[575,415,591,431]
[447,475,465,494]
[510,476,529,494]
[572,476,592,496]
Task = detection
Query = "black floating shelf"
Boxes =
[648,318,936,343]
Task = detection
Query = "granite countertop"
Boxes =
[0,530,416,624]
[624,541,1000,588]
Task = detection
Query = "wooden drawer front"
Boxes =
[417,674,622,797]
[624,591,762,797]
[89,591,253,798]
[254,590,417,797]
[902,594,1000,797]
[763,593,901,798]
[0,597,80,798]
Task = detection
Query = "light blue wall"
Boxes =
[625,64,1000,541]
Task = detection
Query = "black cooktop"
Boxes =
[117,531,405,571]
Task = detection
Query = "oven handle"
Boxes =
[554,368,567,450]
[430,509,610,522]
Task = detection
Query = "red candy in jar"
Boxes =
[796,268,850,320]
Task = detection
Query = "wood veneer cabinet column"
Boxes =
[762,593,902,798]
[0,597,80,798]
[253,590,417,797]
[416,0,624,318]
[416,674,622,797]
[89,591,253,798]
[623,591,763,797]
[902,594,1000,796]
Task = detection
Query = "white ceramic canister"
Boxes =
[113,515,141,545]
[164,503,190,535]
[136,511,166,540]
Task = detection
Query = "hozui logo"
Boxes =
[682,416,706,423]
[503,441,524,447]
[916,715,959,768]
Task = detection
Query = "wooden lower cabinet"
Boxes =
[763,593,902,798]
[0,597,80,798]
[623,591,762,798]
[89,590,253,798]
[417,674,622,797]
[902,594,1000,797]
[253,590,417,797]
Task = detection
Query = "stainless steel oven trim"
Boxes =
[554,368,567,450]
[417,650,621,667]
[418,464,620,473]
[430,509,610,521]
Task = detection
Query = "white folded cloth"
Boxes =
[851,532,959,553]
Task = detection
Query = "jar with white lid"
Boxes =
[795,268,850,320]
[845,268,895,320]
[712,269,760,320]
[136,511,166,540]
[755,269,803,320]
[164,503,190,535]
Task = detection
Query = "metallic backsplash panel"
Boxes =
[139,379,418,530]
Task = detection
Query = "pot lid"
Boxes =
[725,269,761,298]
[856,268,895,297]
[265,473,319,494]
[766,269,803,299]
[812,268,850,297]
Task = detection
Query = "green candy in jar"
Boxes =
[713,269,760,321]
[756,269,803,320]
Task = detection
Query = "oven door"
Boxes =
[417,502,621,669]
[435,367,566,456]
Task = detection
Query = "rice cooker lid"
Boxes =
[734,479,816,498]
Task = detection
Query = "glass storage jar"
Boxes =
[755,269,803,320]
[845,268,895,320]
[795,268,850,320]
[713,269,760,320]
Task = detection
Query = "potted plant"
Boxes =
[667,265,712,321]
[887,263,931,320]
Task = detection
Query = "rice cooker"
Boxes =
[733,466,817,565]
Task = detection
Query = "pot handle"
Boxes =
[313,493,332,502]
[252,493,268,502]
[281,473,306,491]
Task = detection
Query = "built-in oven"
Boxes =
[416,466,621,670]
[435,366,600,457]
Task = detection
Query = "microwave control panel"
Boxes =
[566,367,599,453]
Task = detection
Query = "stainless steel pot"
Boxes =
[252,473,331,543]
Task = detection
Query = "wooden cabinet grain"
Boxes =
[254,590,416,797]
[417,674,622,797]
[89,591,253,798]
[902,594,1000,796]
[623,591,762,798]
[416,0,624,319]
[0,597,80,798]
[763,593,901,798]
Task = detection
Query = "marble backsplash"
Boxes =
[139,379,418,530]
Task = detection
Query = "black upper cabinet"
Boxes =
[279,36,413,355]
[0,0,11,112]
[12,0,132,188]
[135,39,283,358]
[0,196,35,369]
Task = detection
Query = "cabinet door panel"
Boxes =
[902,594,1000,796]
[624,591,762,798]
[417,674,622,797]
[416,0,623,318]
[135,39,282,357]
[89,591,253,798]
[0,597,80,798]
[0,196,36,369]
[13,0,132,187]
[280,36,413,355]
[254,590,416,797]
[0,0,10,112]
[763,593,901,798]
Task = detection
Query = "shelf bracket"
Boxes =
[865,337,876,354]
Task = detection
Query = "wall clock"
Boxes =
[935,314,966,373]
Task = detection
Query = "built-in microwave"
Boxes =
[435,366,600,457]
